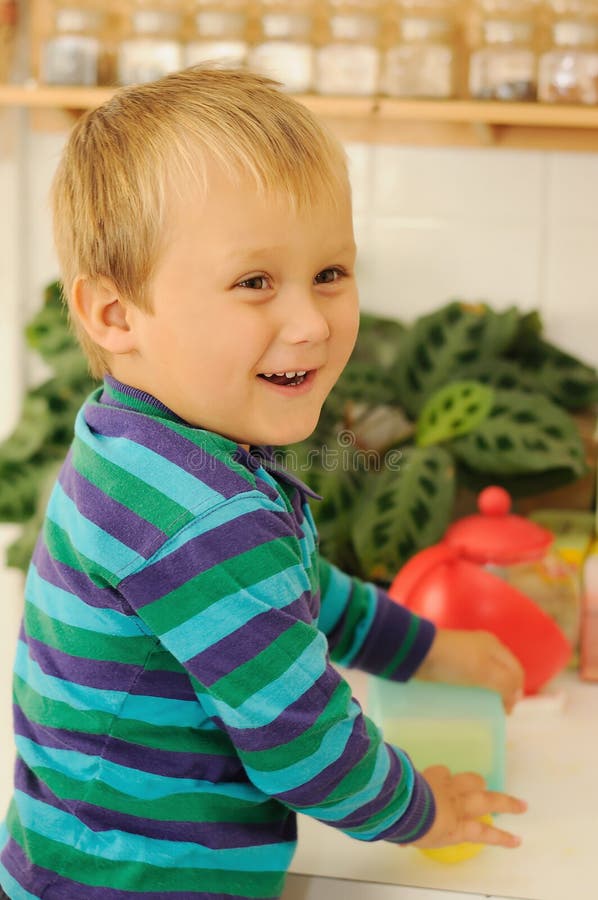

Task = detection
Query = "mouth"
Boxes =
[258,369,311,388]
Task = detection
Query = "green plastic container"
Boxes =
[367,678,506,791]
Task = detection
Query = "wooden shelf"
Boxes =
[3,84,598,150]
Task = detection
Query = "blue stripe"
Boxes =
[147,491,284,566]
[317,562,352,634]
[334,583,378,667]
[15,736,266,803]
[15,792,292,872]
[299,739,397,821]
[201,635,328,730]
[0,835,41,900]
[46,481,143,574]
[161,565,311,661]
[245,699,361,793]
[24,563,143,637]
[14,641,202,728]
[75,409,224,512]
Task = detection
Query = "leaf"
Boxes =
[0,395,52,463]
[352,445,456,584]
[391,301,520,417]
[282,442,365,574]
[350,312,406,370]
[451,389,587,478]
[450,358,538,394]
[416,380,494,447]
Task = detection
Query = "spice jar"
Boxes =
[539,15,598,104]
[315,0,382,96]
[117,1,183,85]
[247,0,315,93]
[468,0,538,100]
[41,3,105,85]
[384,20,456,99]
[185,1,248,69]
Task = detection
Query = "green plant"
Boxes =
[283,303,597,585]
[0,281,99,569]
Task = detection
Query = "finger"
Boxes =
[460,817,522,849]
[460,789,528,819]
[450,770,486,794]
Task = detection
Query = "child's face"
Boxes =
[120,163,360,447]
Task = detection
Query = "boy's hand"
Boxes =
[412,766,527,850]
[414,628,524,712]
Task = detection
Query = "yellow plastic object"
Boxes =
[418,815,493,864]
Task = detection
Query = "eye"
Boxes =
[314,267,345,285]
[237,275,270,290]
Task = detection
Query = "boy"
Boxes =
[0,68,526,900]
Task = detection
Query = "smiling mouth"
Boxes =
[258,370,309,387]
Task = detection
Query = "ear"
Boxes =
[71,276,138,356]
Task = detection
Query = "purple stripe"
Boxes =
[121,506,300,608]
[1,836,283,900]
[13,708,240,782]
[220,668,343,753]
[59,454,166,556]
[276,713,371,807]
[14,762,290,849]
[32,540,126,612]
[381,770,436,843]
[187,594,312,688]
[327,746,405,829]
[350,590,436,680]
[24,634,194,699]
[85,400,253,501]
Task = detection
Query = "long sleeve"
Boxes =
[318,557,436,680]
[118,491,436,845]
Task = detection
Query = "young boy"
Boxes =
[0,68,526,900]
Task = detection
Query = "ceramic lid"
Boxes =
[443,485,553,565]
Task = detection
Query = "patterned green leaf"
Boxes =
[391,301,520,417]
[449,358,538,394]
[451,389,587,477]
[352,446,455,584]
[350,312,406,370]
[416,380,495,447]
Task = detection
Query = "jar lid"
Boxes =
[443,486,553,564]
[195,11,246,38]
[554,20,598,46]
[132,9,182,34]
[401,16,453,42]
[262,12,312,39]
[329,13,379,42]
[55,7,103,32]
[483,19,534,44]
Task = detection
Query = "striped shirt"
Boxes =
[0,376,436,900]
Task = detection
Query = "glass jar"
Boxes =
[247,0,315,93]
[117,2,183,85]
[41,4,105,86]
[315,0,382,96]
[539,19,598,103]
[469,18,537,100]
[384,15,456,97]
[185,1,248,69]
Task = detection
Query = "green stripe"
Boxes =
[14,673,235,755]
[140,536,299,633]
[72,438,192,536]
[44,518,119,587]
[7,814,283,896]
[313,716,381,807]
[31,766,286,824]
[391,787,433,843]
[328,579,371,662]
[242,679,352,772]
[211,622,315,707]
[24,602,155,663]
[379,615,419,678]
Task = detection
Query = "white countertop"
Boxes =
[288,668,598,900]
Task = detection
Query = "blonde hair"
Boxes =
[51,66,350,377]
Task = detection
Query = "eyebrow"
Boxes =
[229,242,357,263]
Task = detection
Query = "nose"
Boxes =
[277,288,331,345]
